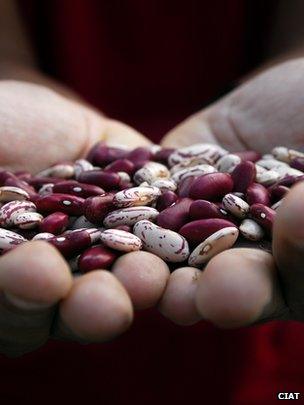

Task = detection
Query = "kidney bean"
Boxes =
[77,170,120,190]
[53,180,105,198]
[78,245,118,273]
[189,200,229,220]
[127,147,153,168]
[290,157,304,172]
[156,198,193,231]
[39,212,69,234]
[177,176,196,198]
[246,183,270,206]
[104,159,135,175]
[84,194,115,224]
[35,194,84,215]
[274,174,304,187]
[156,191,178,211]
[189,173,233,201]
[179,218,236,246]
[4,177,37,199]
[154,148,175,165]
[48,229,94,258]
[28,176,64,190]
[249,204,276,235]
[231,161,256,193]
[87,142,129,166]
[268,184,289,203]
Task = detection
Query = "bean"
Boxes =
[37,163,75,179]
[74,159,94,178]
[156,191,178,211]
[189,173,233,201]
[53,180,105,198]
[0,228,27,250]
[39,212,69,234]
[0,186,29,202]
[268,184,289,203]
[103,206,159,227]
[172,164,216,184]
[156,198,192,231]
[104,159,135,175]
[216,154,241,173]
[189,200,229,221]
[246,183,270,206]
[168,143,227,167]
[32,232,55,241]
[133,220,189,262]
[48,229,95,258]
[35,193,84,215]
[84,194,115,224]
[231,161,256,192]
[290,157,304,172]
[233,150,261,162]
[77,170,120,190]
[177,176,196,198]
[113,186,161,208]
[154,148,176,165]
[100,229,142,252]
[0,201,37,227]
[127,147,153,168]
[249,204,276,234]
[222,193,250,219]
[13,212,43,229]
[78,245,118,273]
[87,142,129,166]
[179,218,236,246]
[239,219,264,241]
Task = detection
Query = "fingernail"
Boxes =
[4,292,52,310]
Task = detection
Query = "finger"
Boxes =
[53,270,133,342]
[158,267,202,326]
[0,241,72,356]
[273,182,304,318]
[195,248,289,329]
[161,109,218,148]
[112,252,170,310]
[0,81,150,173]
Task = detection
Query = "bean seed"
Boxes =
[231,161,256,192]
[37,163,75,179]
[246,183,270,206]
[103,206,159,227]
[39,212,69,234]
[100,229,142,252]
[216,154,241,173]
[53,180,105,198]
[134,162,170,185]
[84,194,114,223]
[74,159,94,178]
[32,232,55,241]
[222,193,249,219]
[189,173,233,201]
[77,170,120,190]
[168,143,227,167]
[78,245,118,273]
[171,164,216,184]
[189,200,230,220]
[156,198,192,231]
[188,227,239,267]
[156,191,178,211]
[239,219,264,241]
[35,193,84,215]
[133,220,189,262]
[0,228,27,250]
[272,146,304,163]
[0,201,37,227]
[249,204,276,234]
[13,212,43,229]
[0,186,29,202]
[113,186,161,208]
[150,179,177,192]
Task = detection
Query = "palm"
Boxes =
[160,59,304,328]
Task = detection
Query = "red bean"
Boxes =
[104,159,135,175]
[156,198,193,231]
[249,204,276,234]
[84,194,115,224]
[39,212,69,235]
[189,200,229,220]
[156,191,178,211]
[268,184,289,203]
[35,193,85,215]
[179,218,236,246]
[189,173,233,201]
[48,229,93,258]
[53,180,105,198]
[77,170,120,190]
[154,148,176,165]
[274,174,304,187]
[290,157,304,172]
[127,147,152,169]
[246,183,270,206]
[233,150,261,162]
[177,176,196,198]
[78,245,118,273]
[231,161,256,193]
[4,177,37,199]
[87,142,128,166]
[28,176,64,190]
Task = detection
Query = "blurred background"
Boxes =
[1,1,304,404]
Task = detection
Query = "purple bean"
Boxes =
[179,218,236,246]
[290,157,304,172]
[154,148,176,165]
[189,200,229,220]
[77,170,120,190]
[231,161,256,193]
[28,176,64,190]
[246,183,270,206]
[127,147,153,168]
[78,245,118,273]
[156,191,178,211]
[249,204,276,235]
[4,177,37,199]
[177,176,196,198]
[87,142,128,166]
[53,180,105,198]
[268,184,289,203]
[104,159,135,175]
[39,212,69,235]
[48,229,93,258]
[35,193,84,215]
[189,173,233,201]
[84,194,115,224]
[156,198,193,231]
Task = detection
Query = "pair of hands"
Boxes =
[1,58,304,356]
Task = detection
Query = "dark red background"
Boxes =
[1,1,303,404]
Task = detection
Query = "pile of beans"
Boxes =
[0,142,303,272]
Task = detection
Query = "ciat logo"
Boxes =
[277,393,300,400]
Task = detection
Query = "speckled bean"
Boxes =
[100,229,142,252]
[113,186,161,208]
[239,219,264,241]
[133,220,189,262]
[13,212,43,229]
[168,143,227,167]
[0,201,37,227]
[222,193,250,219]
[0,186,29,202]
[0,228,27,250]
[103,206,159,227]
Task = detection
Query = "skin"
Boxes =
[1,0,304,355]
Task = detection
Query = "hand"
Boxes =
[158,58,304,328]
[0,80,170,356]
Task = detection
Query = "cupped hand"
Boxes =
[159,58,304,328]
[0,80,171,356]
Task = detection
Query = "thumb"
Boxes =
[0,81,150,173]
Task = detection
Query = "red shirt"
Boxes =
[2,1,303,404]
